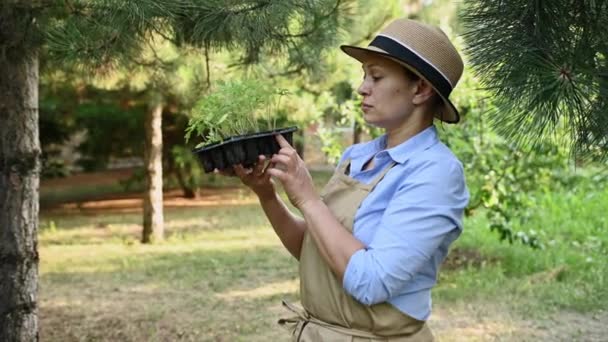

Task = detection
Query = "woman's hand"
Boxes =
[267,134,318,209]
[216,155,276,200]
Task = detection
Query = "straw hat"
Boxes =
[341,18,464,123]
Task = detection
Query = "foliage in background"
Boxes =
[440,70,573,248]
[76,99,146,171]
[39,84,80,178]
[461,0,608,161]
[39,77,147,173]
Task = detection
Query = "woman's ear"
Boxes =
[412,79,436,106]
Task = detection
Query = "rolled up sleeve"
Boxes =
[343,158,468,305]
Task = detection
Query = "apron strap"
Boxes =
[338,158,352,175]
[336,158,396,192]
[277,300,310,341]
[369,161,397,189]
[279,300,397,339]
[339,157,395,186]
[279,300,310,320]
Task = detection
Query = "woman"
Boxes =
[226,18,468,341]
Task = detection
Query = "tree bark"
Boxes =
[0,8,40,341]
[142,101,164,243]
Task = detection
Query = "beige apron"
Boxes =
[279,159,433,341]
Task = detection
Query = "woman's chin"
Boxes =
[363,113,378,125]
[363,115,388,129]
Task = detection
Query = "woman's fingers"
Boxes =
[266,165,287,181]
[275,134,292,148]
[261,161,275,181]
[277,146,297,157]
[254,155,266,175]
[270,154,291,166]
[233,164,249,179]
[216,155,276,187]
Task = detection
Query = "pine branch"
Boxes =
[43,0,352,86]
[177,0,349,71]
[143,17,178,45]
[266,66,306,79]
[45,0,188,66]
[215,1,272,15]
[461,0,608,161]
[346,12,393,46]
[273,0,343,39]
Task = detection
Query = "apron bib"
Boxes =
[280,159,433,341]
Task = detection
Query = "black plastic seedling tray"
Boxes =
[193,126,298,173]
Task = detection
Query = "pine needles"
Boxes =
[461,0,608,161]
[44,0,351,77]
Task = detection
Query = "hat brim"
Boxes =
[340,45,460,124]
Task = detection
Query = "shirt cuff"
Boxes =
[342,248,367,298]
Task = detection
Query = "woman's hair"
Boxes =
[403,67,419,81]
[403,67,444,113]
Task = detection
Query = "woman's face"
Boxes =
[357,55,417,128]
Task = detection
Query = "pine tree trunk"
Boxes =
[175,168,199,199]
[142,101,164,243]
[353,120,362,144]
[0,9,40,341]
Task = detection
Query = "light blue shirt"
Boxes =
[340,125,469,321]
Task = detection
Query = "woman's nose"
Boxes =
[357,79,371,96]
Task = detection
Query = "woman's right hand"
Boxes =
[222,155,276,200]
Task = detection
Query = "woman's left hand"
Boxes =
[267,134,318,209]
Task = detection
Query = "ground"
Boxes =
[38,169,607,341]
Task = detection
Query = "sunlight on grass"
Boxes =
[41,226,282,276]
[216,279,299,300]
[431,303,533,341]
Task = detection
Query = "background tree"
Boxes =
[460,0,608,161]
[0,5,40,341]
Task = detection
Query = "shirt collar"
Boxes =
[387,125,439,164]
[350,125,439,164]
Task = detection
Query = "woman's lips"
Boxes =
[361,103,373,112]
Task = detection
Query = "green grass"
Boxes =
[40,202,299,341]
[436,186,608,316]
[38,175,607,341]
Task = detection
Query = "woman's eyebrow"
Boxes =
[362,63,380,70]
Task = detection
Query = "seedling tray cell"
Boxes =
[193,126,298,173]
